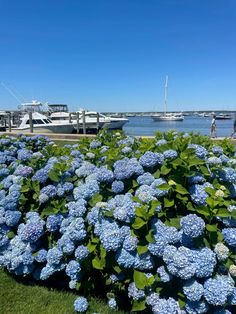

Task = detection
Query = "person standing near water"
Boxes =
[230,115,236,138]
[211,115,216,138]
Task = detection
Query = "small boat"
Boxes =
[13,112,74,134]
[215,113,232,120]
[151,76,184,122]
[152,112,184,121]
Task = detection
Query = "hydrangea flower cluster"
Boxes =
[0,132,236,313]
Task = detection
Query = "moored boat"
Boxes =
[13,112,74,134]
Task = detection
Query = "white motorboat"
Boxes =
[151,76,184,122]
[13,112,74,134]
[49,110,129,130]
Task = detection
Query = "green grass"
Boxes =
[0,270,127,314]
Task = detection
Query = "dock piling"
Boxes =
[29,112,33,133]
[76,112,80,134]
[8,113,11,132]
[82,110,86,134]
[96,112,100,132]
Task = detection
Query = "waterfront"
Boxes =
[124,115,235,137]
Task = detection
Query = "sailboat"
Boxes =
[151,76,184,121]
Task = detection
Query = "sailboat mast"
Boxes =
[164,75,168,115]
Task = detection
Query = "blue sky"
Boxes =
[0,0,236,112]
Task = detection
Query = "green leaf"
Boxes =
[132,300,146,311]
[87,241,97,253]
[92,257,105,270]
[164,198,174,208]
[199,165,210,176]
[132,180,139,188]
[41,207,55,217]
[206,224,218,232]
[166,217,180,228]
[145,229,155,243]
[48,169,60,182]
[88,193,103,207]
[158,183,170,191]
[153,169,160,179]
[136,206,148,220]
[133,270,148,289]
[160,165,171,175]
[215,208,230,218]
[137,245,148,255]
[132,217,146,229]
[7,231,15,239]
[174,184,189,195]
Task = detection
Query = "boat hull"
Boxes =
[152,115,184,121]
[103,119,129,129]
[13,124,75,134]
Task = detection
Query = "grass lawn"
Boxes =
[0,270,127,314]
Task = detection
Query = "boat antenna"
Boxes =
[0,81,23,105]
[164,75,168,115]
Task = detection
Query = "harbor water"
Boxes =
[123,115,235,137]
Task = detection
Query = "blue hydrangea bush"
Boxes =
[1,131,236,313]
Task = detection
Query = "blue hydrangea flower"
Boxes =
[113,157,144,180]
[139,151,164,168]
[122,146,132,154]
[134,252,154,271]
[90,140,101,149]
[183,280,204,301]
[74,297,88,313]
[188,174,205,185]
[5,210,21,227]
[192,247,216,278]
[46,247,63,265]
[204,276,234,306]
[128,282,145,300]
[17,148,33,161]
[137,172,155,185]
[14,165,33,177]
[115,248,136,268]
[151,297,181,314]
[163,149,178,160]
[123,235,138,251]
[73,180,99,200]
[212,145,223,155]
[188,144,208,159]
[185,300,208,314]
[111,180,124,194]
[46,214,63,232]
[65,260,81,280]
[75,161,96,178]
[108,298,117,310]
[67,199,87,217]
[180,214,205,238]
[40,185,57,198]
[19,222,44,243]
[165,246,196,280]
[189,183,212,205]
[214,243,229,261]
[156,139,167,146]
[157,266,172,282]
[135,184,156,203]
[207,156,222,165]
[218,167,236,183]
[35,249,48,263]
[99,221,123,251]
[222,228,236,248]
[74,245,89,261]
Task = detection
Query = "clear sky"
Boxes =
[0,0,236,112]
